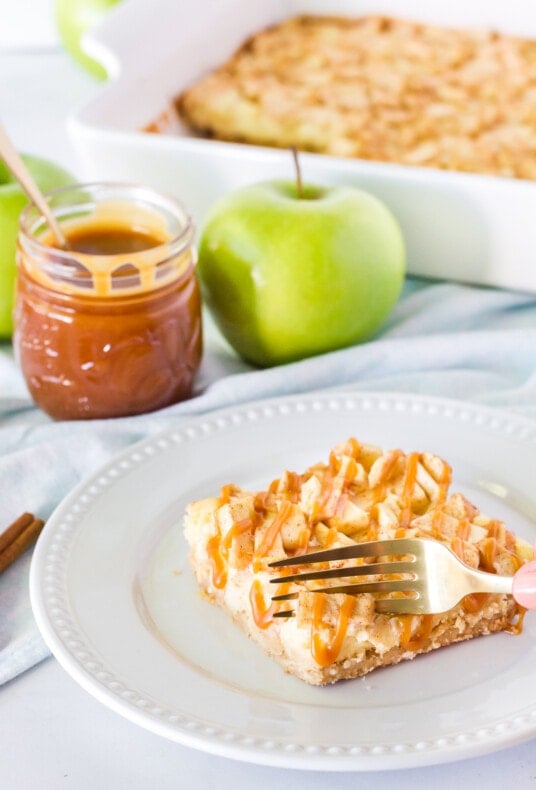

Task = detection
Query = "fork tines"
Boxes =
[269,559,417,585]
[268,538,420,586]
[268,538,421,617]
[268,538,421,569]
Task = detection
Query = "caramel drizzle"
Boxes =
[377,449,419,539]
[481,521,524,573]
[398,455,437,653]
[249,580,291,629]
[429,461,452,538]
[313,452,360,522]
[450,506,491,613]
[206,516,254,589]
[292,523,313,557]
[206,535,227,589]
[30,201,192,297]
[398,452,420,530]
[286,471,302,503]
[313,471,337,521]
[255,500,294,558]
[341,456,358,482]
[506,606,527,635]
[219,484,235,506]
[332,438,361,461]
[253,491,272,512]
[463,592,491,613]
[451,535,466,563]
[399,614,435,651]
[371,449,403,505]
[448,503,526,615]
[311,594,355,667]
[366,504,380,542]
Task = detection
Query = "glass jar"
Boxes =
[14,183,202,420]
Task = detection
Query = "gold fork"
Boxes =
[268,538,536,615]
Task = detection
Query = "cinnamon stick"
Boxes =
[0,513,45,574]
[0,512,34,554]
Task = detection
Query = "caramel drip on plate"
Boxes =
[311,594,355,667]
[506,606,527,635]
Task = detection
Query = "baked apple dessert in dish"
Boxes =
[177,14,536,180]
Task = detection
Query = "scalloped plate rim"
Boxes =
[29,390,536,771]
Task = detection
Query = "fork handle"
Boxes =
[512,554,536,610]
[465,555,536,610]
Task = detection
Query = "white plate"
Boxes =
[30,391,536,771]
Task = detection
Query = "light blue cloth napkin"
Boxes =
[1,277,535,685]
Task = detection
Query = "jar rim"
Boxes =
[18,181,195,261]
[17,181,196,298]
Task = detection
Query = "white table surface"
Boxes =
[1,17,536,790]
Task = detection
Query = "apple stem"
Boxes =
[291,147,303,200]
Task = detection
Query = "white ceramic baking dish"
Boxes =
[69,0,536,293]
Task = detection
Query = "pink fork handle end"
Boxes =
[512,542,536,610]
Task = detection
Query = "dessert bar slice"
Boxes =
[184,438,532,685]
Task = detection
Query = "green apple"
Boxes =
[198,181,406,367]
[0,155,74,338]
[55,0,122,80]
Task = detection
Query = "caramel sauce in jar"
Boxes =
[14,184,202,420]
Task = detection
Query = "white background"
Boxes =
[0,0,57,49]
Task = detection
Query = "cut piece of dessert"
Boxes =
[184,438,533,685]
